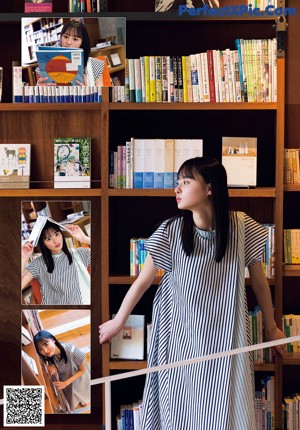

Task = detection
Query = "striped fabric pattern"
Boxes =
[26,248,90,305]
[141,212,267,430]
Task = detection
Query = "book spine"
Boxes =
[128,59,136,102]
[134,58,142,103]
[149,56,156,102]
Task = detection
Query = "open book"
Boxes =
[36,46,84,86]
[29,216,71,247]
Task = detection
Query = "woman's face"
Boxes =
[43,229,63,254]
[61,29,82,49]
[37,338,59,358]
[175,172,211,212]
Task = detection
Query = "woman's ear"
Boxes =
[207,183,212,195]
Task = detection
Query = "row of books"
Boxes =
[68,0,101,12]
[109,138,203,189]
[282,315,300,353]
[14,85,103,104]
[255,376,275,430]
[250,306,273,363]
[124,38,277,104]
[283,394,300,430]
[248,0,277,8]
[24,0,52,13]
[284,149,300,184]
[284,229,300,265]
[130,238,164,277]
[116,400,143,430]
[0,138,91,189]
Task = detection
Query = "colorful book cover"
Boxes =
[54,137,91,188]
[36,47,84,86]
[24,0,53,13]
[0,144,31,189]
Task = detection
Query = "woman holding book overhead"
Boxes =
[99,156,285,430]
[21,218,90,305]
[37,19,111,87]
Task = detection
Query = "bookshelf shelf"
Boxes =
[283,265,300,277]
[109,102,278,111]
[283,353,300,365]
[0,103,103,112]
[110,360,147,370]
[108,188,276,198]
[284,184,300,192]
[0,189,101,198]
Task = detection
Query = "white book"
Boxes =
[21,325,32,345]
[125,140,133,189]
[133,139,144,188]
[190,54,200,103]
[29,215,71,247]
[22,350,39,375]
[143,139,155,188]
[174,139,183,185]
[222,136,257,187]
[140,57,146,103]
[110,314,145,360]
[13,66,23,103]
[163,139,174,189]
[195,53,204,102]
[200,52,210,102]
[154,139,164,189]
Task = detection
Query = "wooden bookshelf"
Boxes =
[1,1,300,429]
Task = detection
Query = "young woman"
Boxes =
[37,19,110,87]
[22,220,90,305]
[34,330,90,412]
[99,156,285,430]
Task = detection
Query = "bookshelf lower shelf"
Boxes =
[110,360,147,370]
[109,361,275,371]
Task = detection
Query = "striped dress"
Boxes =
[26,248,90,305]
[53,343,90,411]
[141,211,267,430]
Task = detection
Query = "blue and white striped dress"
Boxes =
[26,248,90,305]
[141,211,267,430]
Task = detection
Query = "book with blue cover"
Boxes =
[36,46,84,86]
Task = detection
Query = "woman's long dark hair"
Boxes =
[60,20,91,68]
[34,330,67,364]
[170,156,229,262]
[38,221,72,273]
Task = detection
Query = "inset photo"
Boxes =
[22,309,91,414]
[21,200,91,305]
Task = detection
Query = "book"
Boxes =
[36,46,84,86]
[54,137,91,189]
[29,215,71,247]
[24,0,53,13]
[222,136,257,187]
[110,314,145,360]
[12,66,23,103]
[22,350,39,375]
[0,144,31,189]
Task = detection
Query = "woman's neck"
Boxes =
[192,207,214,231]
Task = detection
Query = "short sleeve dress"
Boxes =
[141,211,267,430]
[26,248,90,305]
[53,343,90,411]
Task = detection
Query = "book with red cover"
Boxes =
[24,0,53,13]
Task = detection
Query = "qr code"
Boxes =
[3,386,45,427]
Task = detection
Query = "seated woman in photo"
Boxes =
[21,220,90,305]
[37,19,111,87]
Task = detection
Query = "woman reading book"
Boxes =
[99,156,285,430]
[37,19,111,87]
[21,219,90,305]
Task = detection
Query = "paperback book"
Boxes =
[24,0,53,13]
[222,136,257,187]
[29,215,71,247]
[36,46,84,86]
[0,144,31,189]
[54,137,91,188]
[110,314,145,360]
